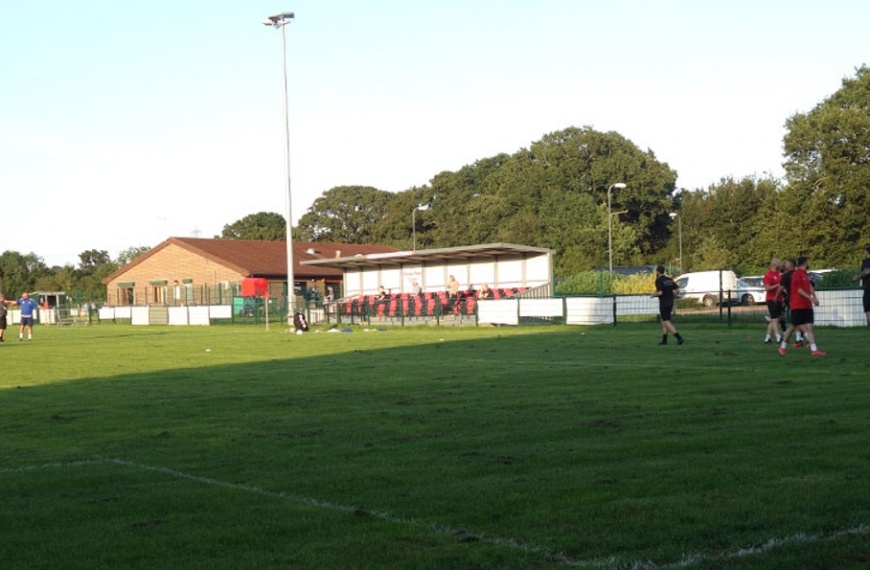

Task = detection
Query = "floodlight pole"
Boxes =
[264,12,296,324]
[607,182,626,276]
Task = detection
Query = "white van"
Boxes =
[674,270,738,307]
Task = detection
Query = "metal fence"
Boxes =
[87,286,866,328]
[595,287,865,327]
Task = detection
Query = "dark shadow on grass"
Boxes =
[2,324,870,570]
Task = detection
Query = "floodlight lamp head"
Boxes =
[669,212,678,220]
[612,182,627,190]
[265,12,295,27]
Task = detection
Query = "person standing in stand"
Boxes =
[763,257,783,344]
[851,245,870,326]
[446,275,460,315]
[779,257,825,356]
[652,265,685,346]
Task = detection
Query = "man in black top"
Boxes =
[852,245,870,326]
[652,265,685,345]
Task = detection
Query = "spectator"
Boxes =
[446,275,460,314]
[478,283,493,299]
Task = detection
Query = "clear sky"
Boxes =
[2,1,868,267]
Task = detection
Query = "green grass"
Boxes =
[1,323,869,569]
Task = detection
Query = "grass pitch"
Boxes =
[1,323,869,569]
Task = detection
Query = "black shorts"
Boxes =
[767,301,783,319]
[0,315,6,330]
[863,288,870,313]
[790,308,814,326]
[660,303,674,322]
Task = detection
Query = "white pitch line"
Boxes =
[3,458,868,569]
[84,458,595,567]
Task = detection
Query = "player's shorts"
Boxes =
[0,315,7,330]
[863,288,870,313]
[660,303,674,322]
[20,316,34,327]
[766,301,783,319]
[790,308,814,326]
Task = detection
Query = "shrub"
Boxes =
[612,272,656,295]
[556,271,656,296]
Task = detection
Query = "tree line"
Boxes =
[3,67,869,300]
[286,66,870,276]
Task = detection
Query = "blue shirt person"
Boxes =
[17,292,38,340]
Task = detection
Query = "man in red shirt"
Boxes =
[779,257,825,356]
[762,257,783,344]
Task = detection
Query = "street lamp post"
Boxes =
[412,204,430,251]
[670,212,682,274]
[607,182,626,275]
[264,12,296,324]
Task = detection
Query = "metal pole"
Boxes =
[607,186,613,276]
[412,209,417,251]
[265,13,296,324]
[280,21,294,323]
[678,214,683,274]
[606,182,625,278]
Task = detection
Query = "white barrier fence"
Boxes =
[478,290,865,327]
[98,305,233,326]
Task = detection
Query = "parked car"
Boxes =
[675,270,739,307]
[736,277,765,305]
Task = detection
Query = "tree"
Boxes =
[0,251,50,297]
[116,246,151,267]
[296,186,395,243]
[220,212,286,241]
[78,250,112,275]
[35,265,78,293]
[419,127,677,272]
[679,176,778,272]
[782,65,870,266]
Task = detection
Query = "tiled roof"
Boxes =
[102,237,399,283]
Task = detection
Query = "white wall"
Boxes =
[343,251,552,297]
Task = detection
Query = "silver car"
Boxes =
[737,276,766,305]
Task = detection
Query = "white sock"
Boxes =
[796,332,803,341]
[776,335,782,342]
[764,334,771,341]
[811,343,817,351]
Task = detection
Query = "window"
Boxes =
[118,287,134,305]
